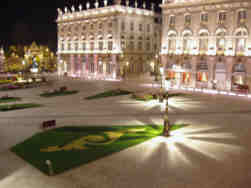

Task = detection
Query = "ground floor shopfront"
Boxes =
[162,55,251,92]
[57,53,119,80]
[57,53,155,80]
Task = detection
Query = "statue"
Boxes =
[104,0,108,6]
[86,2,90,9]
[95,0,99,8]
[135,1,138,8]
[143,2,146,9]
[71,6,75,12]
[79,4,82,11]
[126,0,129,7]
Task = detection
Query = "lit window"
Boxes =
[108,41,113,51]
[185,14,191,25]
[129,41,134,50]
[147,24,151,32]
[90,42,94,51]
[99,23,103,29]
[121,22,125,31]
[75,43,79,51]
[121,41,126,50]
[99,42,103,51]
[146,42,151,51]
[201,13,208,23]
[139,24,143,32]
[169,15,175,26]
[130,22,134,31]
[61,43,64,51]
[68,43,71,51]
[138,41,142,51]
[82,43,86,51]
[238,10,247,24]
[218,12,227,24]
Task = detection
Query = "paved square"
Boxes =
[1,79,251,188]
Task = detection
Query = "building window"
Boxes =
[199,32,209,54]
[68,43,71,51]
[82,43,86,51]
[216,31,226,52]
[183,33,192,53]
[146,42,151,51]
[61,43,64,51]
[108,41,113,51]
[130,22,134,31]
[185,14,191,25]
[201,12,208,23]
[121,21,125,31]
[106,63,112,74]
[235,30,248,55]
[138,41,142,51]
[147,24,151,32]
[168,34,176,53]
[121,41,126,50]
[99,41,103,51]
[83,26,86,31]
[139,24,143,32]
[90,24,94,30]
[99,23,103,29]
[108,22,113,27]
[129,41,134,50]
[238,10,247,24]
[90,42,94,51]
[169,15,175,26]
[74,43,79,51]
[218,11,227,24]
[90,63,94,73]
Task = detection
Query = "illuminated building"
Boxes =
[0,47,4,73]
[56,0,161,80]
[161,0,251,91]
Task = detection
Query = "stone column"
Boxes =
[112,54,118,79]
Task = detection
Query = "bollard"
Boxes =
[46,160,54,176]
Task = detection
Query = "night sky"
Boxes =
[0,0,161,52]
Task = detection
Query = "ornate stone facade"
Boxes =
[57,1,161,80]
[161,0,251,91]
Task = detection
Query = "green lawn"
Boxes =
[0,97,21,103]
[0,103,42,111]
[40,90,79,97]
[85,89,132,100]
[11,124,187,175]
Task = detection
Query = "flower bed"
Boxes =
[0,95,21,103]
[11,124,188,175]
[0,103,42,111]
[85,89,132,100]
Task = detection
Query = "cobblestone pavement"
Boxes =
[1,79,251,188]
